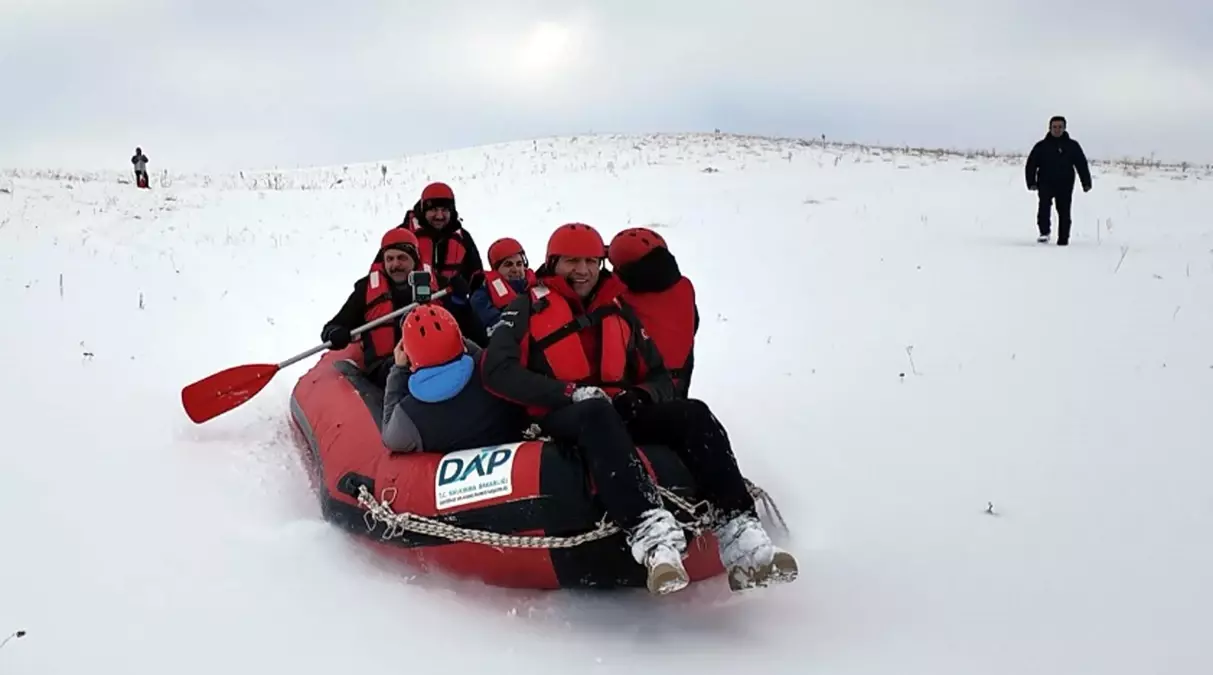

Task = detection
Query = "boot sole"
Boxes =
[648,561,691,595]
[727,551,800,592]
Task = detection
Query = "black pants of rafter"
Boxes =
[627,398,756,522]
[540,397,756,530]
[541,398,663,529]
[1037,187,1073,243]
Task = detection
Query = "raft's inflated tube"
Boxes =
[288,346,725,590]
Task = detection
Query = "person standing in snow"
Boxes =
[131,147,149,188]
[469,237,537,337]
[380,304,528,453]
[608,227,699,398]
[481,222,798,595]
[1024,116,1092,246]
[397,181,488,345]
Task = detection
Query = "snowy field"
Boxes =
[2,132,1212,674]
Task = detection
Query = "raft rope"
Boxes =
[353,429,790,550]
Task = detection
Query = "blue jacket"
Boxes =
[470,277,530,336]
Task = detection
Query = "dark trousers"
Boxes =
[1037,187,1073,242]
[134,170,148,188]
[540,397,755,529]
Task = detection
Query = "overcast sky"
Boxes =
[3,0,1212,172]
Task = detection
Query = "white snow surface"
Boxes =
[2,133,1212,674]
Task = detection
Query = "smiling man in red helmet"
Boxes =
[398,181,489,345]
[469,237,537,337]
[481,222,798,595]
[399,181,485,287]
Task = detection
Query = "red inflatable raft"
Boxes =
[288,345,727,590]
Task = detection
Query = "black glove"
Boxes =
[612,388,650,421]
[323,325,351,349]
[1027,183,1037,191]
[445,275,471,306]
[448,274,470,296]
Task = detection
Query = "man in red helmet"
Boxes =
[399,181,485,287]
[608,226,699,398]
[321,228,479,390]
[469,237,537,337]
[482,223,798,595]
[381,304,528,453]
[398,181,488,345]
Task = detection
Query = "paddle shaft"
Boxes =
[277,287,451,369]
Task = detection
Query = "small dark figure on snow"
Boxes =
[1025,116,1092,246]
[131,147,149,188]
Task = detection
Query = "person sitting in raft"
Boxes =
[320,228,479,390]
[608,227,699,398]
[381,304,529,454]
[469,237,537,337]
[481,222,798,595]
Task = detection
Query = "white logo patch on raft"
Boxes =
[434,443,522,510]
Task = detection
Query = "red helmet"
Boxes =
[420,182,455,203]
[608,227,667,268]
[401,304,464,369]
[546,223,605,260]
[487,237,526,269]
[381,228,419,252]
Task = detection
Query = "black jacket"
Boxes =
[1026,131,1092,192]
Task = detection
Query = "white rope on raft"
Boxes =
[354,439,791,550]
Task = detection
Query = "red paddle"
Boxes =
[181,288,449,424]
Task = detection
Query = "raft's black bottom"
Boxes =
[289,360,707,589]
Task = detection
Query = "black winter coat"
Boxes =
[1026,131,1092,192]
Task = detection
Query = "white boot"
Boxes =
[714,513,799,592]
[626,508,690,595]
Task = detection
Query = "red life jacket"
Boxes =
[483,269,538,309]
[622,276,696,393]
[520,279,632,417]
[360,263,438,365]
[402,214,469,282]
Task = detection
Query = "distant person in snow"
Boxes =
[397,181,488,345]
[320,229,480,390]
[380,304,528,453]
[1025,116,1092,246]
[481,222,798,595]
[131,147,149,188]
[608,227,699,398]
[469,237,537,337]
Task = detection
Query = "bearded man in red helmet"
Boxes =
[481,222,798,596]
[469,237,537,337]
[321,228,478,390]
[397,181,488,345]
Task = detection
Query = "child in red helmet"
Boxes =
[381,304,528,453]
[469,237,538,336]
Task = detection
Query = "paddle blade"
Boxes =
[181,363,280,423]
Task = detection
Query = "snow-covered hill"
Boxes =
[2,132,1211,675]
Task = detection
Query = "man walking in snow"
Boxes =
[1025,116,1092,246]
[131,147,149,189]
